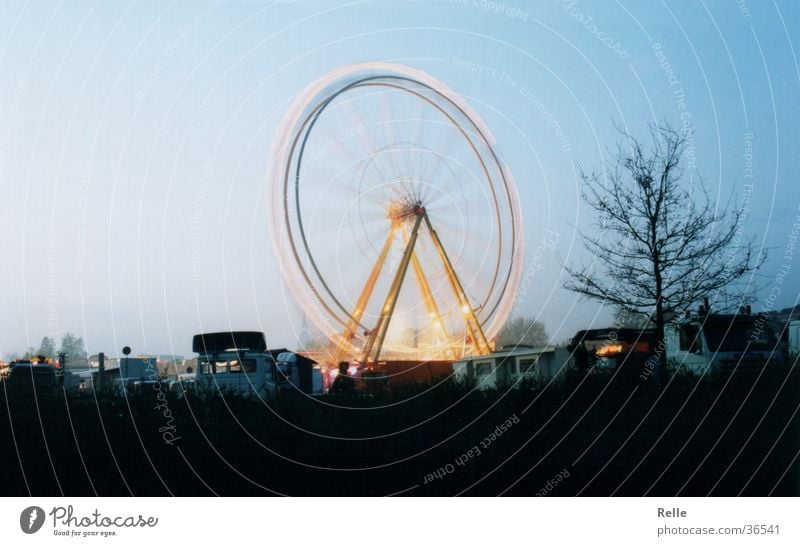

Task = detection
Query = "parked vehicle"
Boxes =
[569,328,657,379]
[174,331,324,396]
[0,360,57,390]
[665,305,783,373]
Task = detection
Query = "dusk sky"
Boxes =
[1,0,798,358]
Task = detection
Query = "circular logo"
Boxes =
[19,506,45,534]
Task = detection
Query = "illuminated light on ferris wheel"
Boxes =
[268,62,524,363]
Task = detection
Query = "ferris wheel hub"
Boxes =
[386,198,425,223]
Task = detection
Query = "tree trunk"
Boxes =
[653,225,667,382]
[655,297,667,382]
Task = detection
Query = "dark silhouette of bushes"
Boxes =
[1,362,797,496]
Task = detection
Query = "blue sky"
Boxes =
[1,0,798,357]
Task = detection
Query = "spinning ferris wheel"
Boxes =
[268,62,524,363]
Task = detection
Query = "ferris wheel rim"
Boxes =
[286,78,513,327]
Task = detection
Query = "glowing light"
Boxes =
[461,304,471,314]
[596,344,625,357]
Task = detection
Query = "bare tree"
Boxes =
[564,124,761,379]
[612,306,652,329]
[496,316,548,349]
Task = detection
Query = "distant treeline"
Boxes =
[1,364,798,496]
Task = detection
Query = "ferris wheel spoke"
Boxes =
[410,90,429,170]
[402,137,419,182]
[424,140,464,196]
[340,98,393,182]
[377,91,402,176]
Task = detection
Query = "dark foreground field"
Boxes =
[2,364,798,496]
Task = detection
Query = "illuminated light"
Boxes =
[596,343,624,357]
[461,304,470,314]
[434,321,442,330]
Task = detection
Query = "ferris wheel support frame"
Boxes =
[347,206,491,364]
[331,222,399,364]
[404,226,453,355]
[423,213,492,356]
[361,211,425,363]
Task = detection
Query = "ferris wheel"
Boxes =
[268,62,524,363]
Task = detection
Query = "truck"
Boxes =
[174,331,324,396]
[0,357,92,391]
[0,360,57,390]
[665,305,783,374]
[568,328,657,380]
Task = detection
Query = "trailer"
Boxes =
[116,357,160,393]
[452,346,571,389]
[275,351,324,394]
